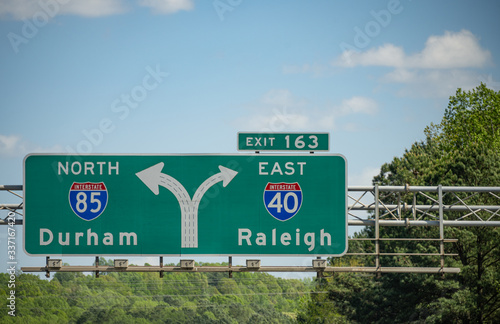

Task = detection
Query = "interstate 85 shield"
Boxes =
[69,182,108,221]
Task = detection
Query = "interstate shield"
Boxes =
[69,182,108,221]
[263,182,303,221]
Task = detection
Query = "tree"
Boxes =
[2,261,310,322]
[374,84,500,323]
[428,83,500,152]
[378,84,500,323]
[304,84,500,323]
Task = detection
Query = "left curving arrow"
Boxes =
[136,162,238,248]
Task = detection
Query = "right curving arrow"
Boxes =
[136,163,238,248]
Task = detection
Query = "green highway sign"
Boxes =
[24,154,346,256]
[238,132,329,151]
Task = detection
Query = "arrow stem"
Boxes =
[137,164,237,249]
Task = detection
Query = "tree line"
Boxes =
[1,261,313,323]
[299,84,500,323]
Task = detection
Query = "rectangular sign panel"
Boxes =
[24,154,346,256]
[238,132,329,151]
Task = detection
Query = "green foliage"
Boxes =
[0,264,310,323]
[301,84,500,323]
[376,83,500,189]
[372,84,500,323]
[427,83,500,151]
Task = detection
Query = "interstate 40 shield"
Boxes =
[24,154,347,256]
[264,182,303,221]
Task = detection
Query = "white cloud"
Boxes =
[338,96,378,115]
[0,0,194,20]
[0,135,24,157]
[336,43,406,68]
[138,0,194,14]
[415,30,491,69]
[260,89,300,107]
[233,90,378,132]
[381,67,415,83]
[240,111,311,132]
[334,30,492,69]
[234,89,312,132]
[0,134,63,157]
[0,0,39,20]
[0,0,127,20]
[284,30,492,98]
[382,69,485,98]
[62,0,127,17]
[333,30,493,98]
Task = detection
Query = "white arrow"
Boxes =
[136,162,238,248]
[192,166,238,206]
[135,162,192,208]
[189,166,238,247]
[192,166,238,216]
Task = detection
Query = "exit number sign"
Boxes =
[238,133,329,151]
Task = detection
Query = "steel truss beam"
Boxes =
[2,184,499,275]
[348,185,500,226]
[21,265,460,274]
[3,185,500,226]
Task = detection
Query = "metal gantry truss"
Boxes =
[2,184,500,276]
[347,185,500,275]
[348,185,500,227]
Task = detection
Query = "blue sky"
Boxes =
[1,0,500,277]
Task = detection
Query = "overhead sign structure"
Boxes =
[238,132,329,151]
[24,154,346,256]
